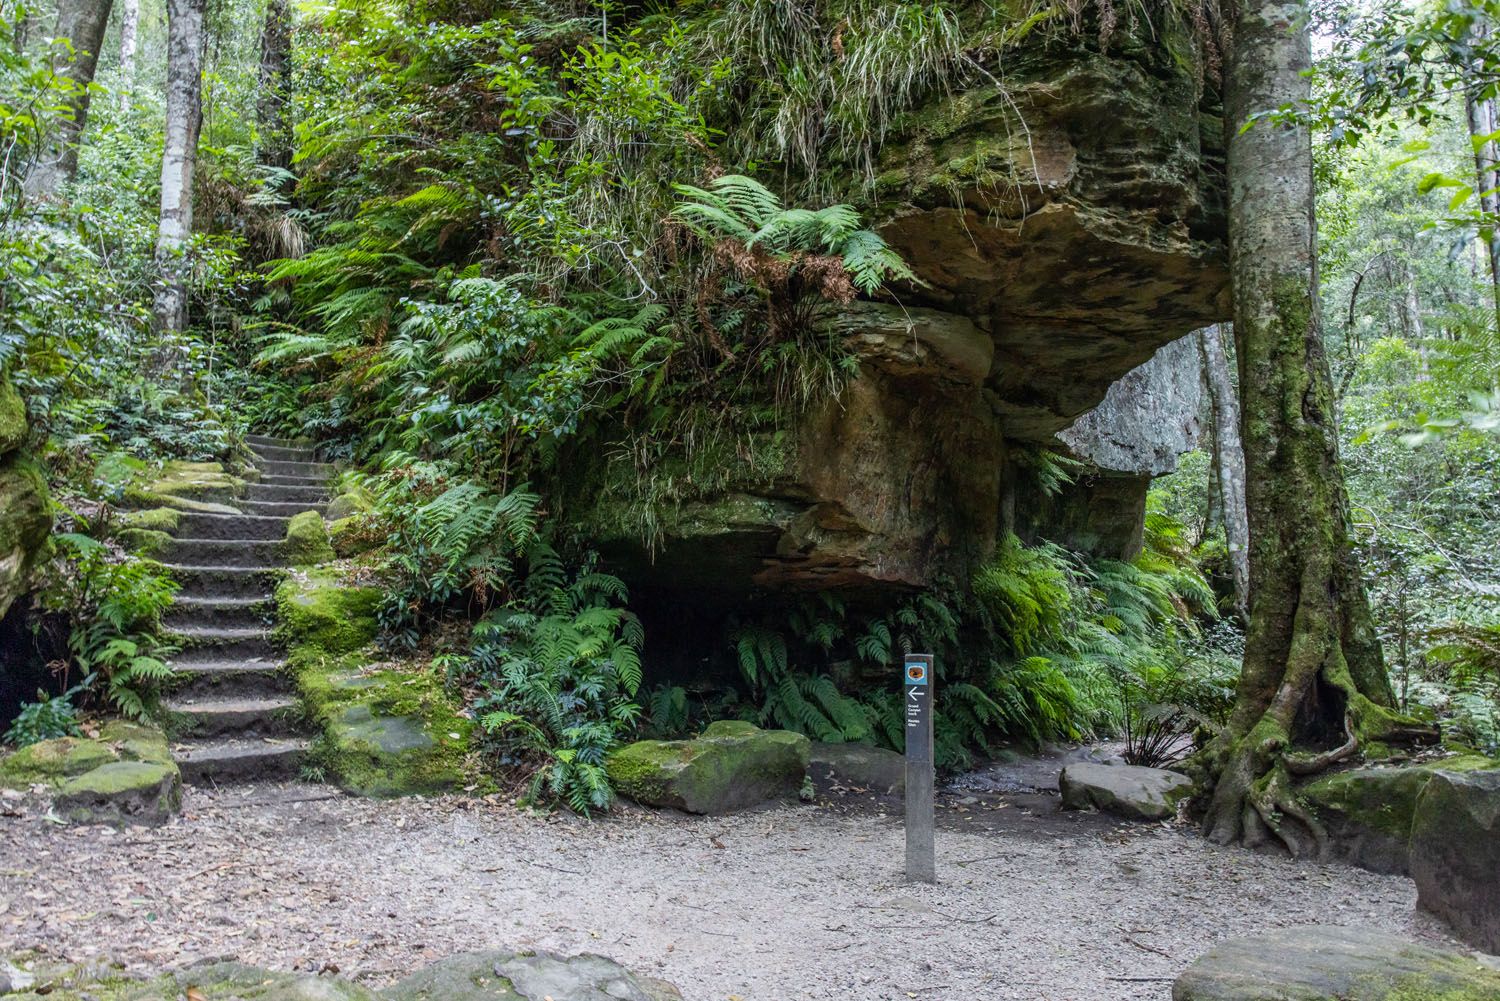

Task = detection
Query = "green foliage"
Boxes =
[465,553,645,814]
[36,534,179,721]
[3,683,86,748]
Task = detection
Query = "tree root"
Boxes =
[1284,715,1357,776]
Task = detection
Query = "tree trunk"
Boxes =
[1197,324,1250,623]
[1466,18,1500,327]
[117,0,139,113]
[256,0,292,170]
[1197,0,1428,856]
[153,0,205,334]
[22,0,115,197]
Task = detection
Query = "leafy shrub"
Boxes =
[36,534,179,720]
[3,684,86,747]
[465,551,644,813]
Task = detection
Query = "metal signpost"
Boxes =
[904,653,935,883]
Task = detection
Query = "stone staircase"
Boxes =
[160,434,331,784]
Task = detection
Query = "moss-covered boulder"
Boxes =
[810,741,905,796]
[1411,768,1500,954]
[607,720,811,814]
[283,510,334,565]
[276,567,380,655]
[278,568,471,797]
[325,484,374,521]
[1302,755,1500,875]
[1172,925,1500,1001]
[382,950,682,1001]
[0,952,682,1001]
[0,456,50,620]
[0,721,181,826]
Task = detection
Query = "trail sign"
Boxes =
[904,653,935,883]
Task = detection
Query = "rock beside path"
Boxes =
[1411,767,1500,954]
[384,950,682,1001]
[1059,762,1192,821]
[1172,925,1500,1001]
[607,720,810,814]
[0,721,181,826]
[0,952,682,1001]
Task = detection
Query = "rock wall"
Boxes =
[589,26,1227,599]
[0,372,50,621]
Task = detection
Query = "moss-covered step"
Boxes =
[278,568,473,797]
[607,720,811,814]
[106,456,248,513]
[0,721,182,826]
[1172,925,1500,1001]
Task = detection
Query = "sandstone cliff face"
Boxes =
[595,30,1225,597]
[0,373,50,620]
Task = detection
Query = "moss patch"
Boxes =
[0,721,181,826]
[119,507,181,533]
[283,511,334,566]
[277,569,473,797]
[0,456,51,618]
[0,373,26,455]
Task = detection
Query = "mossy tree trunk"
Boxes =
[22,0,116,197]
[1200,0,1428,855]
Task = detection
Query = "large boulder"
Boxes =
[1300,755,1499,876]
[1410,768,1500,954]
[0,721,181,826]
[283,510,335,566]
[382,950,682,1001]
[607,720,811,814]
[1172,925,1500,1001]
[1059,762,1192,821]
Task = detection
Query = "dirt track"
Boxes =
[0,768,1461,1001]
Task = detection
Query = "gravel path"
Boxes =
[0,780,1460,1001]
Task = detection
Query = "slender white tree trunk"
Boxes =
[22,0,116,197]
[1197,323,1250,622]
[153,0,205,334]
[117,0,139,113]
[1466,18,1500,326]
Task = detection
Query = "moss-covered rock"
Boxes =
[0,720,181,826]
[119,506,181,533]
[0,373,26,455]
[383,950,683,1001]
[1411,768,1500,954]
[116,460,246,512]
[325,485,374,521]
[607,719,811,814]
[276,567,380,656]
[277,568,471,797]
[1172,925,1500,1001]
[1302,756,1500,875]
[115,528,173,556]
[0,456,50,620]
[283,510,334,565]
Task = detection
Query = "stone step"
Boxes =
[165,694,300,738]
[175,735,310,784]
[162,595,272,630]
[245,434,302,449]
[258,473,331,487]
[249,444,319,463]
[256,459,334,478]
[247,482,328,503]
[165,538,283,567]
[170,659,287,699]
[238,499,326,517]
[176,512,290,541]
[170,625,278,660]
[161,565,278,599]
